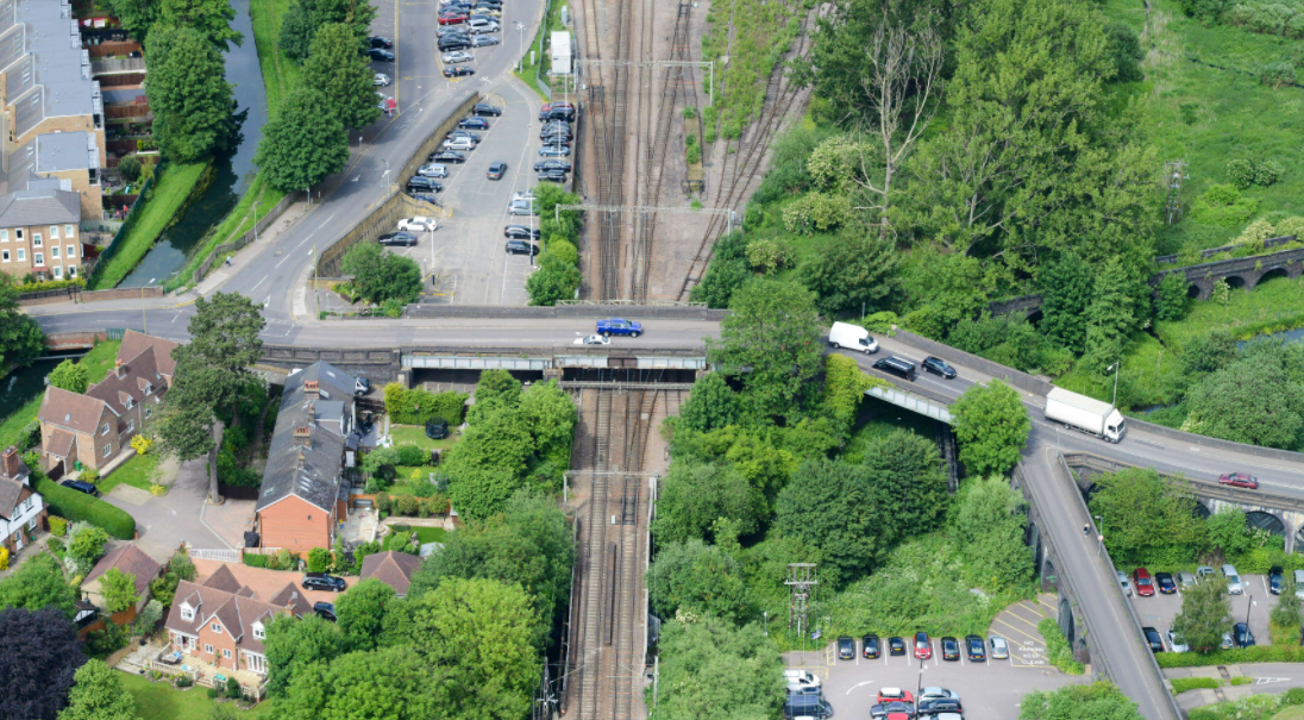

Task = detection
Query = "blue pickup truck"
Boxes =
[596,318,642,337]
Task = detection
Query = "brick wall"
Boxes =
[258,497,332,556]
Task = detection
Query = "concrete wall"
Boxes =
[891,329,1055,395]
[406,304,729,320]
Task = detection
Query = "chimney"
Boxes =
[308,401,316,424]
[293,427,311,447]
[114,358,125,379]
[304,380,319,395]
[2,446,18,480]
[296,449,306,469]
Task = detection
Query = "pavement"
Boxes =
[100,456,245,562]
[989,596,1058,668]
[1166,663,1304,711]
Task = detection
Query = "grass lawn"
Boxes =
[91,162,209,290]
[414,526,448,545]
[1274,707,1304,720]
[1156,274,1304,348]
[118,673,276,720]
[0,341,121,452]
[99,451,160,494]
[389,424,460,452]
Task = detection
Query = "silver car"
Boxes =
[1166,630,1188,653]
[508,200,535,216]
[417,163,448,178]
[1116,570,1133,596]
[1177,571,1196,589]
[1221,564,1243,594]
[1196,565,1216,581]
[988,636,1009,660]
[442,50,474,64]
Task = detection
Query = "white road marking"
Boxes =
[846,681,875,696]
[251,275,268,292]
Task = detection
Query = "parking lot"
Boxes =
[1129,572,1281,651]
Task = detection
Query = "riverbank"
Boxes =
[89,162,210,290]
[0,341,121,452]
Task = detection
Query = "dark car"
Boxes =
[303,573,347,592]
[541,107,576,122]
[445,130,482,145]
[940,636,960,661]
[1219,472,1258,489]
[438,39,470,52]
[539,101,575,118]
[1133,568,1155,597]
[430,151,465,164]
[914,631,931,660]
[504,225,541,240]
[539,145,572,157]
[965,634,986,661]
[540,132,573,146]
[1142,626,1164,653]
[1155,572,1177,595]
[459,117,491,129]
[922,356,957,379]
[314,602,337,622]
[1234,622,1256,648]
[541,126,573,139]
[444,66,475,78]
[406,176,442,192]
[837,636,855,660]
[1270,566,1284,595]
[871,701,916,720]
[408,192,442,206]
[378,232,418,247]
[863,633,880,659]
[888,636,906,656]
[487,161,507,180]
[597,318,642,337]
[61,479,100,497]
[366,48,395,62]
[425,417,449,440]
[539,168,568,183]
[534,159,572,173]
[917,698,961,716]
[505,239,539,256]
[472,103,502,116]
[369,36,393,48]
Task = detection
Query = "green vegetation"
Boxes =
[513,0,568,99]
[526,185,583,306]
[251,0,302,115]
[0,274,44,373]
[36,476,136,539]
[118,672,275,720]
[338,241,423,307]
[1187,689,1304,720]
[389,424,460,452]
[700,0,804,141]
[99,451,161,495]
[1038,618,1086,675]
[1019,683,1142,720]
[383,384,468,426]
[1171,677,1222,694]
[90,161,208,289]
[0,340,120,452]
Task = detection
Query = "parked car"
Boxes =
[430,151,466,163]
[398,217,438,233]
[940,636,960,661]
[473,8,502,17]
[1142,626,1164,653]
[508,200,535,216]
[472,103,502,116]
[1219,472,1258,489]
[871,701,916,720]
[534,159,573,173]
[541,107,577,122]
[407,192,442,206]
[914,631,932,660]
[837,636,855,660]
[405,176,442,192]
[1233,621,1256,648]
[61,479,100,496]
[1166,630,1189,653]
[487,161,507,180]
[597,318,642,337]
[446,130,482,144]
[366,48,395,62]
[374,72,391,86]
[988,636,1009,659]
[444,66,475,78]
[438,13,467,24]
[443,136,475,151]
[458,117,491,130]
[1295,570,1304,599]
[505,239,539,256]
[919,688,957,702]
[504,225,541,240]
[377,232,418,247]
[313,602,337,622]
[469,19,500,33]
[965,634,986,661]
[1116,570,1133,596]
[538,144,572,157]
[418,163,449,178]
[1196,565,1216,581]
[785,694,833,720]
[443,50,474,64]
[425,417,449,440]
[538,168,568,183]
[917,698,961,716]
[888,636,906,656]
[438,38,470,51]
[1155,571,1177,594]
[369,36,394,48]
[573,334,610,346]
[784,669,821,691]
[863,633,880,659]
[1133,567,1155,597]
[922,356,957,379]
[1177,570,1197,588]
[878,688,915,705]
[1270,566,1284,594]
[472,35,501,47]
[1222,564,1244,594]
[303,573,347,592]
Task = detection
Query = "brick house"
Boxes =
[0,181,84,280]
[37,330,178,474]
[254,363,358,556]
[81,542,160,625]
[0,445,45,555]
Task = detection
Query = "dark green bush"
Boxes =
[392,523,411,533]
[36,478,136,540]
[395,444,427,467]
[243,553,269,568]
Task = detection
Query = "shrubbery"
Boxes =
[36,478,136,540]
[382,383,467,426]
[525,185,584,306]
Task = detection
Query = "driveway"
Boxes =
[1168,663,1304,712]
[102,457,250,562]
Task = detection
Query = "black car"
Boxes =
[539,144,571,157]
[1270,566,1284,594]
[837,636,855,660]
[505,239,539,256]
[534,159,572,173]
[314,602,337,622]
[541,107,576,122]
[871,701,917,720]
[472,103,502,116]
[487,161,507,180]
[406,176,442,192]
[862,633,880,659]
[303,573,347,592]
[369,36,393,48]
[407,192,442,206]
[538,168,568,183]
[1233,622,1256,648]
[1155,571,1177,595]
[504,225,541,240]
[459,117,491,130]
[378,232,418,247]
[921,356,956,379]
[430,151,465,163]
[425,417,449,440]
[540,131,574,144]
[917,698,961,716]
[1142,626,1165,653]
[366,48,395,62]
[541,122,573,135]
[438,39,470,51]
[940,636,960,661]
[965,634,986,661]
[61,479,100,497]
[444,66,475,78]
[888,636,906,656]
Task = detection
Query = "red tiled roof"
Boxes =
[360,550,423,597]
[118,330,179,378]
[164,580,287,656]
[45,428,74,458]
[39,386,110,434]
[85,543,162,599]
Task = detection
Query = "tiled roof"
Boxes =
[118,331,179,379]
[86,345,163,417]
[256,362,356,513]
[360,550,423,597]
[44,427,73,458]
[0,184,79,226]
[85,543,161,599]
[267,583,312,617]
[163,580,287,656]
[39,385,110,434]
[0,477,24,519]
[201,564,243,594]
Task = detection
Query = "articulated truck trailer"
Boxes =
[1044,387,1126,443]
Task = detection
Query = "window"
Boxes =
[66,244,75,259]
[49,225,58,239]
[126,419,135,432]
[1,250,8,262]
[33,252,42,266]
[0,229,7,241]
[125,397,133,409]
[51,245,59,258]
[211,622,221,634]
[144,406,152,419]
[16,229,23,240]
[101,444,111,458]
[180,605,194,621]
[223,649,232,659]
[67,265,76,278]
[65,225,75,238]
[204,644,214,655]
[32,234,41,247]
[252,623,265,640]
[16,249,24,261]
[52,266,61,279]
[101,423,109,436]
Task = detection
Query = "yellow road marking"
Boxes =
[993,618,1044,645]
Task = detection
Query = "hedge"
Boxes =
[36,478,136,540]
[383,384,467,426]
[244,553,269,568]
[1157,645,1304,668]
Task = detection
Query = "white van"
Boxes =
[784,669,821,691]
[828,322,879,354]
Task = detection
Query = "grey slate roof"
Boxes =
[255,362,356,513]
[12,0,100,132]
[0,183,79,226]
[36,131,95,172]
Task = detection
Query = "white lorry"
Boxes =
[827,322,879,354]
[1044,387,1126,443]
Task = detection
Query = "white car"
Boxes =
[397,217,438,233]
[374,72,391,86]
[417,163,448,178]
[574,334,611,346]
[783,669,821,691]
[1116,570,1133,596]
[469,21,500,34]
[443,136,475,151]
[511,191,536,203]
[1166,630,1188,653]
[1222,564,1244,594]
[442,51,473,64]
[919,688,958,702]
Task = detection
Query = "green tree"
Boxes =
[263,614,343,697]
[306,547,331,574]
[1155,271,1190,322]
[48,360,89,394]
[0,273,45,369]
[99,569,139,615]
[821,353,879,431]
[302,23,382,130]
[160,0,243,49]
[775,458,883,581]
[676,373,743,433]
[104,0,158,40]
[1205,507,1250,556]
[0,553,78,619]
[117,156,142,183]
[950,380,1030,477]
[335,578,396,651]
[647,539,750,623]
[1185,357,1304,449]
[68,526,109,573]
[280,0,378,62]
[254,87,350,192]
[1103,21,1143,83]
[1019,682,1142,720]
[445,467,522,522]
[446,406,532,473]
[652,459,765,545]
[1181,331,1237,375]
[1273,575,1302,629]
[708,278,823,419]
[955,476,1033,589]
[1038,253,1094,354]
[57,658,141,720]
[1082,259,1149,372]
[861,430,949,545]
[339,241,423,305]
[466,369,522,425]
[518,380,576,460]
[1172,577,1230,654]
[274,647,447,720]
[655,615,785,720]
[145,25,235,163]
[410,578,539,720]
[799,233,899,316]
[1089,468,1208,566]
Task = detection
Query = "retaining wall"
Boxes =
[192,191,302,284]
[891,329,1055,396]
[406,304,729,320]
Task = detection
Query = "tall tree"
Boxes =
[262,614,343,697]
[302,22,382,130]
[0,607,87,720]
[99,569,139,615]
[275,647,448,720]
[104,0,158,41]
[708,278,823,420]
[1273,575,1302,629]
[254,87,350,192]
[799,233,899,316]
[0,273,44,369]
[676,373,743,433]
[955,476,1033,589]
[860,429,948,544]
[652,458,766,545]
[1020,682,1142,720]
[1171,577,1230,654]
[950,380,1030,476]
[467,369,522,424]
[1081,258,1149,373]
[335,579,396,652]
[775,458,883,581]
[145,24,236,163]
[160,0,243,49]
[655,615,785,720]
[517,380,577,461]
[57,659,141,720]
[1037,252,1094,354]
[647,539,750,623]
[280,0,378,62]
[0,554,78,620]
[1088,468,1208,566]
[339,242,423,305]
[1185,357,1304,450]
[48,360,90,394]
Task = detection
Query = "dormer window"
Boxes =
[252,621,265,640]
[125,398,133,409]
[180,603,194,621]
[144,382,153,395]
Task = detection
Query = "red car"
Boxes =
[877,688,914,705]
[1133,568,1155,597]
[438,13,467,24]
[1219,472,1258,489]
[913,631,931,660]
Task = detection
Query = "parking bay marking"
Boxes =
[1256,677,1291,685]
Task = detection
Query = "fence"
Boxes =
[1155,234,1298,264]
[192,191,302,284]
[86,169,157,289]
[189,548,240,563]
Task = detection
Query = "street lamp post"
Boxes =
[515,22,525,71]
[382,159,391,193]
[1094,514,1105,556]
[1108,362,1121,407]
[763,611,769,637]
